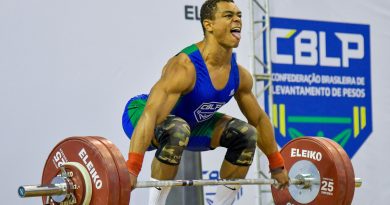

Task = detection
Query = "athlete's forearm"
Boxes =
[129,110,157,154]
[255,112,286,172]
[255,113,278,155]
[126,109,158,176]
[128,83,170,154]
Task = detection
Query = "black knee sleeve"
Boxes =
[154,116,191,165]
[220,119,257,166]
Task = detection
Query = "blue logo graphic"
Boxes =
[194,102,225,123]
[265,17,372,158]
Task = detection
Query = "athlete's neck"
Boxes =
[196,39,233,69]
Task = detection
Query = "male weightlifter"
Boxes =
[122,0,289,204]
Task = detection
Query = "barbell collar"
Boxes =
[18,183,67,198]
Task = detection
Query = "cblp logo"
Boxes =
[271,28,364,68]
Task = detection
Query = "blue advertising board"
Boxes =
[265,17,372,158]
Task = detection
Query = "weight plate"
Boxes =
[271,137,347,205]
[41,136,120,205]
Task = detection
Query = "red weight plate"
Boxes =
[42,137,120,205]
[310,137,347,205]
[89,136,131,205]
[322,137,355,205]
[271,137,347,205]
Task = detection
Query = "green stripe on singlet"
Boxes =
[127,99,147,126]
[181,44,198,55]
[127,96,184,127]
[191,112,224,138]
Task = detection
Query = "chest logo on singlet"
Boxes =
[194,102,225,123]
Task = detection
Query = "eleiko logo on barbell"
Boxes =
[290,148,323,161]
[79,148,103,189]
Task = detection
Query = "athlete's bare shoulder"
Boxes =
[159,52,196,93]
[237,64,253,92]
[162,53,195,75]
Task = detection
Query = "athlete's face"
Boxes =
[205,2,242,48]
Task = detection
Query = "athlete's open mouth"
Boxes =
[231,27,241,40]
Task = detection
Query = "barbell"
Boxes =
[17,136,362,205]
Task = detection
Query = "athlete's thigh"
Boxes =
[122,94,148,140]
[122,94,159,150]
[208,114,256,149]
[209,113,233,149]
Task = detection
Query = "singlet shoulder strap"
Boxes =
[231,52,240,91]
[175,44,198,56]
[181,44,198,55]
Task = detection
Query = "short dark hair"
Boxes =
[200,0,235,35]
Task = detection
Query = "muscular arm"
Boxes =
[129,54,195,155]
[234,65,278,155]
[234,66,289,187]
